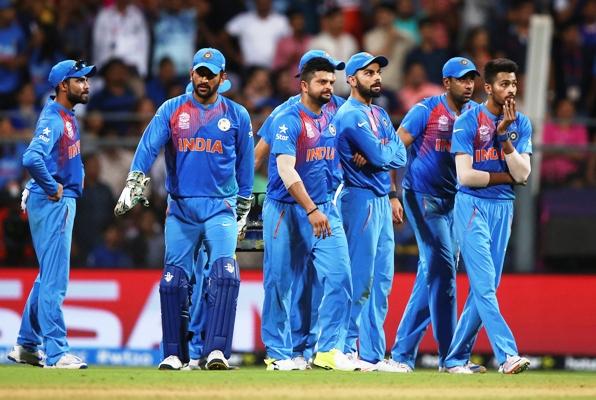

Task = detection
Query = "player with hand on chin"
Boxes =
[333,52,407,372]
[114,48,254,371]
[8,59,96,369]
[389,57,486,373]
[444,58,531,374]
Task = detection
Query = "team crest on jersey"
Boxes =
[178,112,190,129]
[328,123,336,136]
[438,115,449,131]
[218,118,231,132]
[478,125,491,142]
[65,121,75,139]
[305,123,315,138]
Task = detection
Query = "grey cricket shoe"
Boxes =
[7,345,46,367]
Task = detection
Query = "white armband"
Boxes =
[504,151,531,183]
[455,154,490,187]
[277,154,302,189]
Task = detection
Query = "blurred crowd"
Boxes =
[1,0,596,269]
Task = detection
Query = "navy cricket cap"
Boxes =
[345,52,388,77]
[296,50,345,77]
[192,48,231,93]
[48,60,96,88]
[442,57,479,78]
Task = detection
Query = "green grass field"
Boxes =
[1,366,596,399]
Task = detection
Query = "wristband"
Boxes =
[307,206,319,216]
[497,132,510,143]
[388,191,398,199]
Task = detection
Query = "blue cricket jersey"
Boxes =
[401,94,478,197]
[268,102,337,204]
[451,103,532,200]
[23,99,84,198]
[257,94,345,144]
[130,92,254,198]
[334,97,407,196]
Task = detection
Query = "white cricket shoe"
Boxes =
[182,358,202,371]
[265,358,298,371]
[446,364,474,374]
[313,349,360,371]
[499,355,530,374]
[440,361,486,373]
[7,345,46,367]
[292,356,311,370]
[376,359,413,373]
[45,353,87,369]
[158,355,184,370]
[346,352,377,372]
[206,350,230,370]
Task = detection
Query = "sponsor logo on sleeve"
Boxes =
[39,127,51,143]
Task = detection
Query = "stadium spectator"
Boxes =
[493,0,533,73]
[541,98,589,187]
[55,0,93,61]
[28,21,64,101]
[241,67,278,114]
[224,0,290,69]
[87,58,140,136]
[195,0,220,50]
[145,57,181,109]
[271,8,312,74]
[73,153,115,263]
[364,3,414,91]
[397,62,443,114]
[97,134,134,199]
[92,0,150,78]
[151,0,197,77]
[8,83,39,134]
[0,0,27,110]
[125,209,165,269]
[393,0,420,44]
[462,27,493,102]
[404,17,450,86]
[87,223,133,268]
[552,23,592,110]
[308,6,358,96]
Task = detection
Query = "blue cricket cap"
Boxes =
[345,52,388,77]
[191,48,231,93]
[48,60,96,88]
[296,49,345,77]
[442,57,479,78]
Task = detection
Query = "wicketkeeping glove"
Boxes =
[114,171,150,216]
[236,195,253,240]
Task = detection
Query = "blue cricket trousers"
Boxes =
[391,189,457,368]
[17,192,76,365]
[262,198,352,361]
[340,187,394,363]
[445,191,519,367]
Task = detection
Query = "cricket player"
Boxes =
[390,57,486,373]
[8,59,96,369]
[255,50,346,369]
[114,48,254,371]
[262,55,357,371]
[444,58,531,374]
[334,52,407,371]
